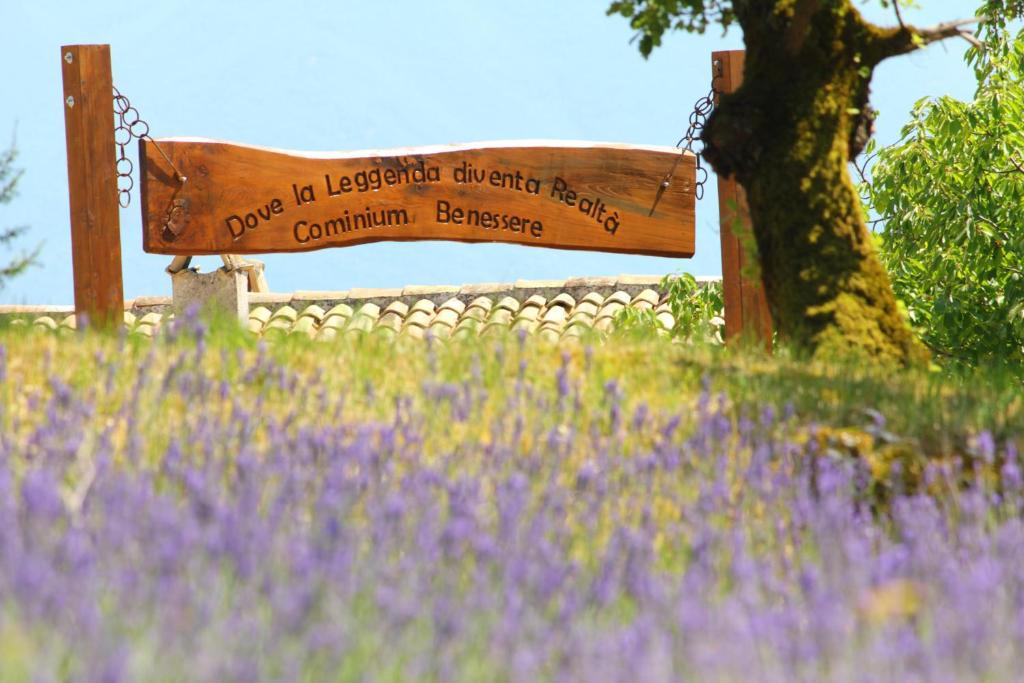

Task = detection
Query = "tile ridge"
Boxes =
[1,275,723,315]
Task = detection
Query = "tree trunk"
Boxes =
[702,1,930,365]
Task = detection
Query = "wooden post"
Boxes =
[61,44,124,328]
[713,50,772,348]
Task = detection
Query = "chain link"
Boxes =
[649,59,722,216]
[113,86,150,208]
[113,86,185,209]
[676,58,722,201]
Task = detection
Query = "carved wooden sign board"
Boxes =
[140,139,696,258]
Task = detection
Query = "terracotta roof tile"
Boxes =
[409,299,436,317]
[512,318,538,334]
[438,297,466,315]
[573,301,599,318]
[433,308,460,328]
[428,322,452,338]
[402,324,426,340]
[354,302,380,319]
[568,311,595,327]
[405,310,432,328]
[597,301,625,320]
[454,318,481,334]
[467,296,493,313]
[481,320,509,337]
[316,327,338,342]
[562,324,588,339]
[269,305,297,323]
[347,315,375,333]
[538,327,560,343]
[291,316,317,338]
[2,276,724,344]
[298,304,325,323]
[604,291,632,307]
[320,315,348,331]
[514,306,540,323]
[34,316,57,331]
[324,303,354,320]
[522,294,546,309]
[261,328,287,341]
[495,296,520,313]
[463,306,487,322]
[383,300,409,318]
[373,326,398,341]
[542,306,568,325]
[487,308,513,326]
[377,312,404,332]
[249,306,273,324]
[632,289,661,308]
[548,292,576,310]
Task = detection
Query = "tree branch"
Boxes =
[985,154,1024,175]
[892,0,906,31]
[871,17,981,63]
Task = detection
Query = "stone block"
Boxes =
[171,268,248,322]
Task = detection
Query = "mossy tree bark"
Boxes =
[702,1,972,364]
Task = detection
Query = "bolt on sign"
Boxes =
[140,139,696,257]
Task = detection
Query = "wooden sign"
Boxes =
[140,139,695,257]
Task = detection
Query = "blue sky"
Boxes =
[1,0,983,304]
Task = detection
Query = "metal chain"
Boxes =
[675,58,722,201]
[112,86,185,209]
[649,59,722,216]
[113,86,148,208]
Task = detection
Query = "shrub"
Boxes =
[865,17,1024,367]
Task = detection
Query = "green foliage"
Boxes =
[613,274,723,343]
[604,0,935,58]
[606,0,735,57]
[864,15,1024,368]
[661,272,724,340]
[0,135,39,289]
[611,305,663,339]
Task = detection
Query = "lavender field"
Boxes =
[1,316,1022,682]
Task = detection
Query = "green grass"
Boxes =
[2,316,1018,468]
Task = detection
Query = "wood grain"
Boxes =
[713,50,773,347]
[61,44,124,328]
[140,139,695,258]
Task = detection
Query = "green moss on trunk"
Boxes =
[704,2,929,366]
